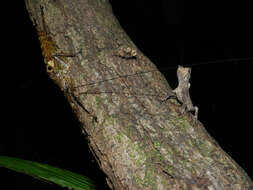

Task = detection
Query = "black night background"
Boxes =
[1,0,252,189]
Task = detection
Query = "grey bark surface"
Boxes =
[25,0,253,189]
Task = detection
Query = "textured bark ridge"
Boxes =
[25,0,253,189]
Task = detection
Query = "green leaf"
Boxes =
[0,156,96,190]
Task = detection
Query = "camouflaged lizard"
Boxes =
[173,65,198,118]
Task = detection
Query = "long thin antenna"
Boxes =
[186,57,253,67]
[74,56,253,89]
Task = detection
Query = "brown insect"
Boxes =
[36,6,79,73]
[36,6,60,72]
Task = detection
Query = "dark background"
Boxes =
[1,0,253,189]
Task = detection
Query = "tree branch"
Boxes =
[25,0,253,189]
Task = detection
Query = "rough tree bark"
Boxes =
[25,0,253,189]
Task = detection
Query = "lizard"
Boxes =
[172,65,198,119]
